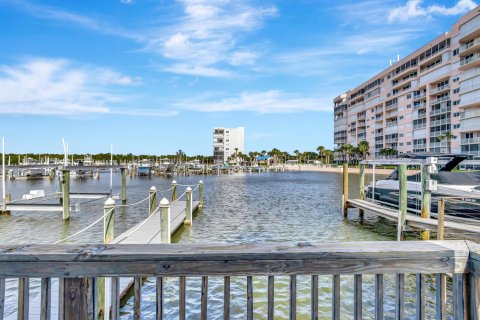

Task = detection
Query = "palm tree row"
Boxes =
[336,141,370,165]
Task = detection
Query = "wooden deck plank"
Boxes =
[347,199,480,234]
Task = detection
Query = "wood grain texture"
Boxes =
[40,278,51,320]
[247,276,253,320]
[436,273,446,320]
[111,277,120,320]
[332,275,340,320]
[290,275,296,320]
[0,278,4,320]
[62,278,94,320]
[201,276,208,320]
[224,276,230,320]
[156,277,163,320]
[395,274,404,320]
[311,275,318,320]
[416,274,425,320]
[179,276,186,320]
[375,274,383,320]
[133,277,141,320]
[17,278,29,320]
[354,274,362,320]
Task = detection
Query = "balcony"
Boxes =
[334,105,348,114]
[460,53,480,70]
[430,131,451,138]
[385,137,398,143]
[430,84,450,95]
[385,103,398,111]
[430,96,450,105]
[461,137,480,144]
[412,92,426,101]
[386,121,398,127]
[413,102,426,110]
[413,123,427,130]
[413,143,427,148]
[459,38,480,56]
[385,111,398,118]
[460,110,480,119]
[430,106,451,116]
[430,118,451,126]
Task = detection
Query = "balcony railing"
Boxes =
[430,84,450,94]
[460,53,480,67]
[460,38,480,53]
[461,137,480,144]
[431,96,450,105]
[386,121,398,127]
[430,106,451,116]
[413,92,426,101]
[385,111,398,118]
[413,102,426,110]
[413,123,427,130]
[0,241,478,319]
[430,118,451,126]
[385,103,398,111]
[460,110,480,119]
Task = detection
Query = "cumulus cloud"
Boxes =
[0,58,150,116]
[173,90,332,114]
[388,0,477,23]
[145,0,277,77]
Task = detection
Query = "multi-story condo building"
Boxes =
[334,7,480,160]
[213,127,245,164]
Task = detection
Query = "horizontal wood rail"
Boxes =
[0,240,478,319]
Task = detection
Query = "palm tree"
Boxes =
[293,150,300,164]
[316,146,325,163]
[437,131,457,154]
[324,149,333,165]
[342,144,353,164]
[357,141,370,160]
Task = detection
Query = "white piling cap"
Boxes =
[186,187,192,191]
[160,197,170,205]
[104,197,115,206]
[199,180,203,184]
[150,186,157,191]
[172,180,177,184]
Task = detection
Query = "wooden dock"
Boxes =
[113,200,200,244]
[347,198,480,234]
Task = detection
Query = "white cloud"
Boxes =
[388,0,477,23]
[174,90,332,113]
[145,0,277,77]
[0,58,162,117]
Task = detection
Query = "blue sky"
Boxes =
[0,0,477,155]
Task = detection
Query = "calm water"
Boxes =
[0,171,452,319]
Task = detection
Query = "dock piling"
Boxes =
[185,187,192,225]
[149,186,157,216]
[437,199,445,240]
[397,164,407,241]
[342,164,349,218]
[420,162,432,240]
[61,170,70,221]
[160,198,171,244]
[199,180,204,208]
[359,163,365,218]
[171,180,177,202]
[121,168,127,204]
[103,198,115,244]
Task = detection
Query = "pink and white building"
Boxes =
[334,7,480,160]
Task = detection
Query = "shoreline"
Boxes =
[291,165,416,175]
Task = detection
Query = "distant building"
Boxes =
[213,127,245,164]
[333,7,480,160]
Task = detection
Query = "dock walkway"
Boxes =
[347,199,480,234]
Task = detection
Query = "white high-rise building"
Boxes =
[213,127,245,164]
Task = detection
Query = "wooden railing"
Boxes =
[0,240,479,319]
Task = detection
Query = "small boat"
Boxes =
[137,159,153,176]
[71,160,88,179]
[365,153,480,220]
[20,168,45,179]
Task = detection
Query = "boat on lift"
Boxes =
[365,153,480,220]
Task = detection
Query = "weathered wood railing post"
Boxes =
[149,186,157,216]
[160,198,171,244]
[199,180,204,208]
[121,167,127,204]
[436,198,447,319]
[342,163,349,218]
[62,170,70,221]
[62,278,95,320]
[171,180,177,202]
[184,187,193,225]
[437,198,445,240]
[104,198,115,244]
[420,160,432,240]
[397,164,407,241]
[359,163,365,218]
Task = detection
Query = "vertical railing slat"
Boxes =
[453,274,465,320]
[0,277,5,320]
[247,276,253,320]
[375,274,384,320]
[201,276,208,320]
[268,276,274,320]
[179,277,186,320]
[62,278,94,320]
[470,273,479,320]
[416,274,425,320]
[395,274,404,320]
[40,278,51,320]
[156,277,163,320]
[18,278,29,320]
[111,277,120,320]
[58,278,64,320]
[354,274,362,320]
[332,275,340,320]
[436,273,446,320]
[311,275,318,320]
[290,275,296,320]
[133,277,142,320]
[224,276,230,320]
